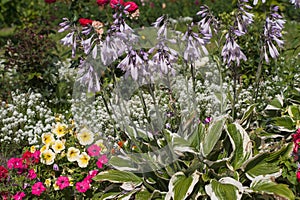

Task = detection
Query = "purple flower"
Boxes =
[234,0,254,36]
[290,0,300,8]
[221,29,247,66]
[53,163,59,171]
[60,32,77,58]
[182,23,208,63]
[263,6,285,63]
[58,18,71,33]
[77,61,101,93]
[197,5,219,40]
[253,0,265,5]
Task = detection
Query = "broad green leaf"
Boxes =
[108,156,138,171]
[272,116,294,132]
[165,171,200,200]
[205,178,241,200]
[251,180,295,200]
[226,123,252,170]
[201,116,227,157]
[173,134,196,154]
[188,123,205,151]
[265,94,284,110]
[96,192,120,200]
[93,170,142,185]
[265,143,293,162]
[240,104,257,126]
[288,105,300,120]
[135,188,152,200]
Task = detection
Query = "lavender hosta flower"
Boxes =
[117,48,149,80]
[81,35,95,55]
[253,0,265,5]
[182,24,208,63]
[77,61,101,93]
[234,0,254,36]
[221,30,247,66]
[61,32,77,58]
[263,6,285,63]
[149,43,178,75]
[290,0,300,8]
[58,18,71,33]
[196,5,219,41]
[100,35,127,65]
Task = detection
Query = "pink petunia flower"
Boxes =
[87,144,101,157]
[110,0,124,9]
[97,0,109,6]
[31,182,46,196]
[12,192,25,200]
[124,1,138,13]
[28,169,37,180]
[84,170,99,184]
[96,155,108,169]
[56,176,70,190]
[31,150,40,164]
[76,180,90,193]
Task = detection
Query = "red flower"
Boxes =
[0,166,8,182]
[22,151,32,166]
[110,0,124,9]
[297,170,300,182]
[124,1,138,13]
[97,0,109,6]
[45,0,56,3]
[78,18,93,26]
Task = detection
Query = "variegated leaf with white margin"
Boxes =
[201,115,227,157]
[205,177,243,200]
[165,171,200,200]
[225,122,252,170]
[172,133,197,155]
[249,178,295,200]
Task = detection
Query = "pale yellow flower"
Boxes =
[53,182,59,191]
[44,179,51,187]
[51,140,65,154]
[95,139,107,153]
[30,146,36,153]
[68,176,74,186]
[52,122,67,138]
[41,132,55,146]
[67,147,80,162]
[40,149,56,165]
[77,128,94,146]
[40,145,49,153]
[77,152,90,168]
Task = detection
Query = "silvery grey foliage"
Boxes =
[0,91,55,145]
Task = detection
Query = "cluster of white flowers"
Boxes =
[70,94,114,137]
[0,91,55,145]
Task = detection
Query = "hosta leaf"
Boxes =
[201,116,227,157]
[173,134,196,155]
[240,104,257,127]
[288,105,300,120]
[135,187,152,200]
[251,180,295,200]
[96,192,120,200]
[108,155,138,171]
[188,123,205,151]
[226,123,252,170]
[165,171,200,200]
[93,170,142,185]
[205,178,242,200]
[272,116,294,132]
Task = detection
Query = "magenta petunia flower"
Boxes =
[28,169,37,180]
[76,180,90,193]
[12,191,26,200]
[56,176,70,190]
[31,182,46,196]
[87,144,101,157]
[96,155,108,169]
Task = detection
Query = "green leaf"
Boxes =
[201,116,227,157]
[251,180,295,200]
[205,178,242,200]
[240,104,257,127]
[135,188,152,200]
[265,95,284,110]
[288,105,300,120]
[226,123,252,170]
[108,156,138,171]
[96,192,120,200]
[272,116,294,132]
[165,171,200,200]
[173,134,196,154]
[188,123,205,151]
[93,170,142,185]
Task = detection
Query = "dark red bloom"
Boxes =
[22,151,32,166]
[79,18,93,26]
[45,0,56,3]
[110,0,124,9]
[297,170,300,182]
[0,166,8,182]
[97,0,109,6]
[124,1,138,12]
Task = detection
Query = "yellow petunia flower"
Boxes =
[53,182,60,191]
[95,139,107,153]
[40,145,49,153]
[44,178,51,187]
[40,149,56,165]
[51,140,65,154]
[77,127,94,146]
[77,152,90,168]
[52,122,67,138]
[66,147,80,162]
[41,132,55,146]
[30,146,36,153]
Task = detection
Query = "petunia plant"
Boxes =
[0,116,109,199]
